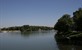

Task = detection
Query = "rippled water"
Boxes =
[0,31,82,50]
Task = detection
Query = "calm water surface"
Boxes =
[0,31,82,50]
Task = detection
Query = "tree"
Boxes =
[73,8,82,31]
[20,25,30,32]
[54,14,73,33]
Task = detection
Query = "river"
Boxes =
[0,31,82,50]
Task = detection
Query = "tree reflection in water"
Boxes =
[55,36,82,50]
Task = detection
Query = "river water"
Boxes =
[0,31,82,50]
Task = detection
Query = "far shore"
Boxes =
[0,30,21,33]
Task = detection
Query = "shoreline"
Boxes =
[0,30,21,33]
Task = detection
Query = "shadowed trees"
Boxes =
[54,14,73,34]
[20,25,30,32]
[54,8,82,33]
[73,8,82,31]
[54,8,82,39]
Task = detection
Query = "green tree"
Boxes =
[54,14,73,33]
[20,25,30,32]
[73,8,82,31]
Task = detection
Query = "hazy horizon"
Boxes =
[0,0,82,28]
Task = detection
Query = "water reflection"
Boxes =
[0,31,56,50]
[20,31,54,37]
[55,36,82,50]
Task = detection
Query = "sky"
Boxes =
[0,0,82,28]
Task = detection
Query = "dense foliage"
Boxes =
[73,8,82,31]
[54,8,82,32]
[54,14,73,33]
[1,25,53,32]
[54,8,82,38]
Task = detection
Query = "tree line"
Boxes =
[1,25,53,32]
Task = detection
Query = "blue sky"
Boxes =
[0,0,82,28]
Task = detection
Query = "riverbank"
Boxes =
[1,25,54,32]
[54,8,82,43]
[55,36,82,46]
[55,31,82,42]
